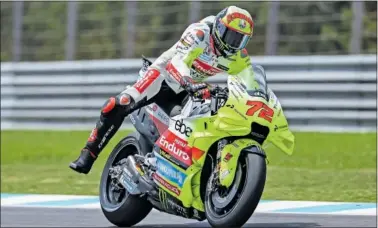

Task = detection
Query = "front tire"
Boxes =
[99,133,153,227]
[205,152,266,228]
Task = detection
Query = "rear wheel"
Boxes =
[205,152,266,228]
[99,134,152,227]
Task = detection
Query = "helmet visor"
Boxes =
[216,20,250,50]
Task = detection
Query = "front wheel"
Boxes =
[205,152,266,228]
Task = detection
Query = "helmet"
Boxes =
[212,6,254,57]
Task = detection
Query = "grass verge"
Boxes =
[1,130,376,202]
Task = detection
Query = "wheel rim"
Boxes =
[101,143,136,211]
[205,156,248,218]
[104,161,128,209]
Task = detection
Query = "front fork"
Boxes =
[215,138,262,188]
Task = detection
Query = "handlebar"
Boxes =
[180,77,228,101]
[192,85,229,101]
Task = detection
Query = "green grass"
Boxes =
[1,130,376,202]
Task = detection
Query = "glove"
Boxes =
[193,87,211,99]
[180,76,211,99]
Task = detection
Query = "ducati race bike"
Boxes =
[99,57,295,227]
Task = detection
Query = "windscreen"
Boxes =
[238,64,269,101]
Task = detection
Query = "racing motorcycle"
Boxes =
[99,57,295,227]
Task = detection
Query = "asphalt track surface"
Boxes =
[1,206,377,227]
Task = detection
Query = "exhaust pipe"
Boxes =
[118,155,155,195]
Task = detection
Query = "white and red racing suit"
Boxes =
[69,16,280,174]
[125,15,254,103]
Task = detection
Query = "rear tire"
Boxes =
[205,152,266,228]
[99,133,153,227]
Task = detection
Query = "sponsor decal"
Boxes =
[174,137,187,148]
[148,104,170,125]
[160,149,172,160]
[217,64,229,71]
[159,189,189,217]
[234,81,246,93]
[121,173,137,193]
[156,154,187,187]
[88,128,98,142]
[160,149,187,169]
[180,38,191,47]
[251,131,265,139]
[166,62,182,83]
[179,32,198,49]
[226,12,254,29]
[134,69,159,93]
[153,173,181,196]
[231,80,246,97]
[274,124,288,132]
[156,130,204,169]
[192,59,222,76]
[241,48,248,58]
[198,53,212,62]
[157,109,170,124]
[98,125,114,149]
[158,134,191,163]
[175,119,192,137]
[195,30,205,41]
[223,152,233,162]
[152,104,158,111]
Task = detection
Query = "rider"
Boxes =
[70,6,267,174]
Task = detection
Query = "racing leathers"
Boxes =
[69,15,276,174]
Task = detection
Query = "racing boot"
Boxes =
[69,93,135,174]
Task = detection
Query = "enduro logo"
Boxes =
[175,120,192,137]
[156,130,193,169]
[159,136,190,161]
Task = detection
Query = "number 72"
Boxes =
[245,100,274,122]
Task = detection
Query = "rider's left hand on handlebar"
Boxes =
[180,76,208,93]
[193,88,211,99]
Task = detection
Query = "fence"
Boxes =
[1,1,377,61]
[1,55,377,132]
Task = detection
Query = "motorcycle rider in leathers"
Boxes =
[70,6,277,174]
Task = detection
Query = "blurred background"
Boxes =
[1,1,376,60]
[0,1,377,204]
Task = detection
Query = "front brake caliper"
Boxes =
[218,143,239,188]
